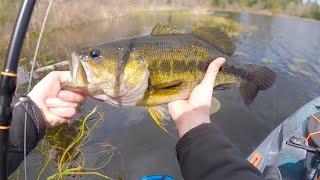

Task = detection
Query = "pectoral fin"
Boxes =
[213,83,234,91]
[151,80,183,89]
[147,106,171,133]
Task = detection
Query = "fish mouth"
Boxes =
[64,53,88,92]
[70,52,79,83]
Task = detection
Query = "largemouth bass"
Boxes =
[66,24,276,130]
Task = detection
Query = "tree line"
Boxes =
[212,0,320,19]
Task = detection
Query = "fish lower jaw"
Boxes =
[92,74,149,107]
[92,89,146,106]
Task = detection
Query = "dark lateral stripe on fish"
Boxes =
[222,62,249,79]
[151,59,210,74]
[197,60,210,72]
[159,60,171,73]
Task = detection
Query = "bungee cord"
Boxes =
[0,1,36,179]
[23,0,53,179]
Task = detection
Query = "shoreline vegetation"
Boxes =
[1,0,320,73]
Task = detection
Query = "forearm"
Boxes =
[176,123,263,180]
[8,96,46,175]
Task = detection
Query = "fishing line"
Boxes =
[272,83,276,130]
[27,0,53,92]
[23,0,53,179]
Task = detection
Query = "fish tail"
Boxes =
[239,64,276,105]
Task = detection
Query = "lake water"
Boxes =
[10,11,320,179]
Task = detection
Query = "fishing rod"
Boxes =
[0,0,36,179]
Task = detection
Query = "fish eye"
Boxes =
[89,49,101,59]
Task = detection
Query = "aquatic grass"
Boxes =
[288,64,316,78]
[261,57,273,64]
[122,10,239,37]
[233,51,249,57]
[132,10,242,37]
[36,107,121,180]
[294,58,308,64]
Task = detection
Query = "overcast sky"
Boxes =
[303,0,320,3]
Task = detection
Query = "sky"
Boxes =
[303,0,320,4]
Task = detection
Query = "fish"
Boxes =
[65,24,276,131]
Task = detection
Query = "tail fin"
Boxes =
[240,65,276,105]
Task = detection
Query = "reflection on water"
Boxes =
[11,11,320,179]
[213,11,320,154]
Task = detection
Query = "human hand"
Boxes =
[28,71,86,128]
[168,58,226,137]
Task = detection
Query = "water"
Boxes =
[10,11,320,179]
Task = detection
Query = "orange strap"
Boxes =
[249,152,262,167]
[306,115,320,141]
[310,114,320,123]
[1,71,17,77]
[0,125,10,130]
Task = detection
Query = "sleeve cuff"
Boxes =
[9,96,46,150]
[176,123,219,154]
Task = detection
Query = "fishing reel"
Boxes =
[286,112,320,154]
[286,136,320,154]
[286,136,320,180]
[286,112,320,180]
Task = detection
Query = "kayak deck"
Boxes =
[247,97,320,179]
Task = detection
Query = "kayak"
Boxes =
[247,97,320,180]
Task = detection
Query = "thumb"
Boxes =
[188,57,225,107]
[56,71,72,83]
[201,57,225,87]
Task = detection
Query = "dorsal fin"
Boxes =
[151,23,178,36]
[192,27,235,55]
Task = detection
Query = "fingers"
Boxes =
[43,97,78,127]
[48,107,76,118]
[43,110,69,127]
[45,97,80,118]
[58,90,86,103]
[46,98,78,108]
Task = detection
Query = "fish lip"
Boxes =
[70,52,79,82]
[67,52,88,90]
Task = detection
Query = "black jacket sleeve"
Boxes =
[176,123,263,180]
[8,96,46,175]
